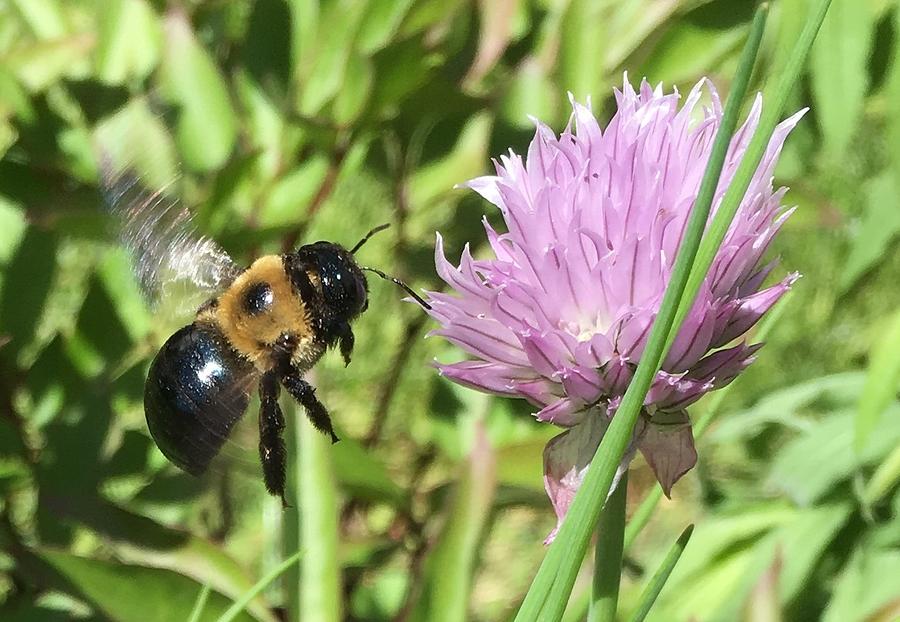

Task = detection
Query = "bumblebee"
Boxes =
[101,165,429,505]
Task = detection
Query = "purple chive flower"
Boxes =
[426,76,804,540]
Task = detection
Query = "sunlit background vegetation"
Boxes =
[1,0,899,620]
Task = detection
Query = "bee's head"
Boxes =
[300,241,369,322]
[288,226,430,341]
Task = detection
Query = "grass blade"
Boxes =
[514,6,771,620]
[188,584,211,622]
[216,551,303,622]
[856,309,900,451]
[407,421,496,621]
[626,525,694,622]
[864,445,900,507]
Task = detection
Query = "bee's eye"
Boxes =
[356,277,368,313]
[243,282,274,315]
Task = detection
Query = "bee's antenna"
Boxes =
[350,223,391,254]
[361,267,432,310]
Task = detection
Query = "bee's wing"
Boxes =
[100,161,241,308]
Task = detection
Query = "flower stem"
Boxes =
[588,472,628,622]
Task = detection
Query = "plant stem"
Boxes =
[284,403,301,622]
[588,472,628,622]
[298,411,341,622]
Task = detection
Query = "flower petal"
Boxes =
[713,274,798,347]
[437,361,538,396]
[637,411,697,497]
[542,408,637,543]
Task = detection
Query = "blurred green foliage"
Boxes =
[0,0,898,620]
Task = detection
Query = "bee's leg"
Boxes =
[284,254,320,310]
[280,369,340,444]
[258,370,289,507]
[338,323,354,367]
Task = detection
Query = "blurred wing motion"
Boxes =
[99,160,240,308]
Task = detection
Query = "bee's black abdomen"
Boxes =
[144,323,254,476]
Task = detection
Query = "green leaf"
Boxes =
[357,0,415,53]
[46,495,278,622]
[652,504,848,621]
[0,67,34,122]
[296,2,367,116]
[93,95,180,189]
[839,174,900,292]
[259,155,330,228]
[769,407,900,505]
[774,503,852,602]
[0,603,81,622]
[864,444,900,506]
[332,436,406,506]
[349,568,408,620]
[332,52,373,125]
[4,35,94,92]
[652,505,795,621]
[10,0,67,40]
[94,0,162,84]
[641,10,748,84]
[0,227,57,366]
[856,308,900,451]
[665,505,796,583]
[710,372,864,443]
[286,0,320,86]
[462,0,518,90]
[559,0,607,101]
[809,0,873,161]
[409,112,493,211]
[889,4,900,185]
[822,547,900,622]
[0,200,28,266]
[601,0,682,72]
[499,57,559,129]
[96,249,152,342]
[409,422,496,622]
[495,436,554,491]
[399,0,467,39]
[158,10,237,172]
[368,38,437,118]
[39,550,258,622]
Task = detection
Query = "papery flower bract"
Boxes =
[426,76,803,541]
